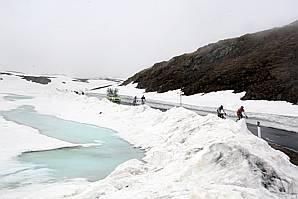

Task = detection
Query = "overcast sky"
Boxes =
[0,0,298,78]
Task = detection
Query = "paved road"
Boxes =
[87,93,298,152]
[247,124,298,151]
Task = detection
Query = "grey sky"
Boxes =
[0,0,298,78]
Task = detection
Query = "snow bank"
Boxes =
[1,73,297,198]
[66,107,298,199]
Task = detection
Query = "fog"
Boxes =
[0,0,298,78]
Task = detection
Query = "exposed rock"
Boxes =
[73,78,89,83]
[18,75,52,84]
[91,84,113,91]
[0,72,52,84]
[123,21,298,104]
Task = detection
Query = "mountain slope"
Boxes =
[123,21,298,104]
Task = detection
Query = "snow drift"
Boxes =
[67,105,298,199]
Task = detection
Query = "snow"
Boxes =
[0,73,298,198]
[68,110,298,199]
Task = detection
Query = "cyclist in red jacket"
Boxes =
[237,106,248,121]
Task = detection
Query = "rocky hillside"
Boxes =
[123,21,298,104]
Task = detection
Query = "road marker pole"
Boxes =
[179,90,184,107]
[180,92,182,106]
[257,121,262,138]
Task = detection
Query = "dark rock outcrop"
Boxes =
[18,75,52,84]
[0,72,52,84]
[123,21,298,104]
[73,78,89,83]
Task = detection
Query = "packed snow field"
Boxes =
[0,72,298,198]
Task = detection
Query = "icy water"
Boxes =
[0,95,143,193]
